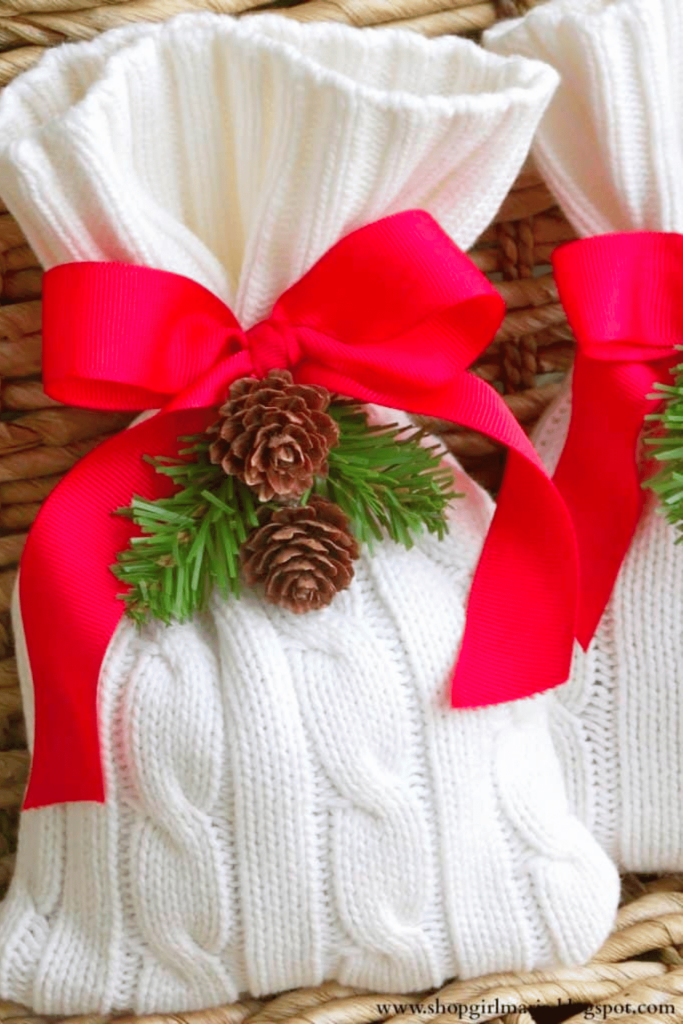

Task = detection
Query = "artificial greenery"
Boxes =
[644,353,683,537]
[320,403,457,547]
[112,447,262,625]
[112,402,458,625]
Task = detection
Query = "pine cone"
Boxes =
[209,369,339,501]
[241,495,360,613]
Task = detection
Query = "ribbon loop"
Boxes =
[552,231,683,648]
[20,209,579,809]
[554,233,683,364]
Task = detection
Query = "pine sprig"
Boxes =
[644,352,683,537]
[113,403,459,624]
[321,403,458,548]
[112,442,271,625]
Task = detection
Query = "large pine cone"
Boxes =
[241,495,360,613]
[209,369,339,501]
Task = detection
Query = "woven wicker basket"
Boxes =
[1,1,682,1022]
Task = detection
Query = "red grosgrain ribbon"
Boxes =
[552,232,683,649]
[21,210,578,808]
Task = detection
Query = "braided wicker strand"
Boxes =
[0,0,515,84]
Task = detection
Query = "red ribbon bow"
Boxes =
[552,232,683,647]
[20,210,578,809]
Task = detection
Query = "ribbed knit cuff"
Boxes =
[486,0,683,238]
[0,12,557,325]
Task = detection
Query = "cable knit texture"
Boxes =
[0,14,618,1013]
[487,0,683,870]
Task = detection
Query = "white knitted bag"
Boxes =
[487,0,683,871]
[0,13,619,1015]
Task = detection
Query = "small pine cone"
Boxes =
[209,369,339,501]
[241,495,360,614]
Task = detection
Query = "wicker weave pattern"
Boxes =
[0,0,680,1021]
[0,0,543,84]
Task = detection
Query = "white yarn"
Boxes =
[486,0,683,870]
[0,11,561,323]
[0,14,618,1013]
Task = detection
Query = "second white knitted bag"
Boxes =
[0,13,618,1015]
[487,0,683,871]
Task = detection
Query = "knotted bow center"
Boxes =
[247,316,303,377]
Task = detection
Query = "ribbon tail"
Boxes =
[444,377,578,708]
[451,445,577,707]
[300,366,580,708]
[21,408,215,809]
[551,231,683,648]
[553,355,661,649]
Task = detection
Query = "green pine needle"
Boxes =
[644,351,683,539]
[113,402,460,625]
[112,445,268,625]
[323,403,458,549]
